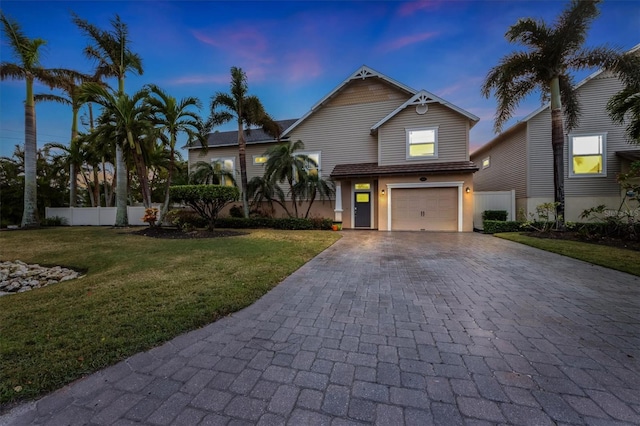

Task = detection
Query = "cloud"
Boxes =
[284,50,323,83]
[397,0,441,17]
[378,31,438,52]
[167,74,231,86]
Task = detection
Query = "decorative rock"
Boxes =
[0,261,81,296]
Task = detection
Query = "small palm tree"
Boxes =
[481,0,619,228]
[264,140,316,218]
[0,13,75,227]
[73,12,143,225]
[146,84,202,222]
[607,51,640,143]
[295,174,335,219]
[190,161,237,186]
[247,175,290,217]
[209,67,280,218]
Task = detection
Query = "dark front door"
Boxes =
[354,192,371,228]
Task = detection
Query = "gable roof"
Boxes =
[188,119,297,149]
[371,90,480,134]
[331,161,479,179]
[282,65,417,137]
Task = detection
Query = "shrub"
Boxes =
[41,216,68,227]
[170,185,239,230]
[482,210,508,221]
[483,220,522,234]
[229,204,244,218]
[164,209,208,231]
[214,216,332,230]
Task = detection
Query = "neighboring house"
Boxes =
[189,65,480,231]
[471,67,640,223]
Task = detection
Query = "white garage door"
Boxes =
[391,187,458,231]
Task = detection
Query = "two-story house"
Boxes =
[471,58,639,222]
[189,66,480,231]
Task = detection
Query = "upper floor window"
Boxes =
[482,157,490,169]
[406,127,438,159]
[569,133,606,177]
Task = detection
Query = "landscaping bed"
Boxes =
[132,226,246,239]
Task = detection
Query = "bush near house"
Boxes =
[483,220,523,234]
[482,210,508,221]
[169,185,239,230]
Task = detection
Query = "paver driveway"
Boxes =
[3,231,640,425]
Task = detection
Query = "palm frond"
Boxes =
[558,75,580,130]
[34,93,71,105]
[0,62,26,80]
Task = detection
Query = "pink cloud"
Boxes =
[379,31,438,52]
[284,51,323,83]
[397,0,441,17]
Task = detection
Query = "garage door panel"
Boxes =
[391,187,457,231]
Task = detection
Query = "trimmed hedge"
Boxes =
[215,217,333,230]
[482,210,508,221]
[483,220,522,234]
[169,185,239,230]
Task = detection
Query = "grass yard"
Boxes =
[0,227,340,407]
[495,232,640,277]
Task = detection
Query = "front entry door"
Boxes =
[354,192,371,228]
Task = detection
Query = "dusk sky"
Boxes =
[1,0,638,160]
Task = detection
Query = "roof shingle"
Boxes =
[330,161,479,178]
[189,119,298,149]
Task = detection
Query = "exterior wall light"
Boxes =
[465,187,471,194]
[381,189,386,195]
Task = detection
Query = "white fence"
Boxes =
[473,190,516,230]
[45,205,162,226]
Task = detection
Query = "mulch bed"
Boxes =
[526,231,640,252]
[132,227,247,239]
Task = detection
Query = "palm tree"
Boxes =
[190,160,237,186]
[146,84,202,222]
[607,51,640,143]
[295,174,335,219]
[264,140,316,218]
[0,13,71,227]
[247,175,290,217]
[481,0,619,228]
[73,12,143,225]
[84,83,154,207]
[209,66,280,218]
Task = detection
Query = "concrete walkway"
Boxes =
[2,231,640,425]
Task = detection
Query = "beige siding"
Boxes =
[378,103,469,165]
[472,126,527,198]
[288,105,406,179]
[527,110,554,197]
[564,73,628,197]
[325,78,407,107]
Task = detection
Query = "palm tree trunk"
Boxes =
[550,77,565,230]
[133,151,151,208]
[92,166,100,206]
[70,108,79,207]
[115,144,128,226]
[22,76,39,227]
[102,157,111,207]
[237,121,250,218]
[159,143,175,225]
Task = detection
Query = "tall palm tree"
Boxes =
[0,13,71,227]
[264,140,316,218]
[209,67,280,218]
[84,83,154,207]
[607,51,640,144]
[74,12,143,225]
[146,84,202,222]
[247,175,290,217]
[481,0,619,228]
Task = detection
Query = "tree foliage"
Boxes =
[169,185,239,230]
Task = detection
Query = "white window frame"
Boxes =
[211,157,236,186]
[406,127,438,160]
[252,155,268,166]
[482,156,490,169]
[568,132,607,178]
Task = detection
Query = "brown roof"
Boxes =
[187,119,298,149]
[616,150,640,161]
[330,161,479,179]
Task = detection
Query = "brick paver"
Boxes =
[2,231,639,425]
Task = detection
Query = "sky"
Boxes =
[0,0,638,161]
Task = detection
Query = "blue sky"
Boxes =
[1,0,638,160]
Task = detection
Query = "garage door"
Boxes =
[391,187,458,231]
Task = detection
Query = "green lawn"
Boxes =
[495,232,640,277]
[0,227,340,407]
